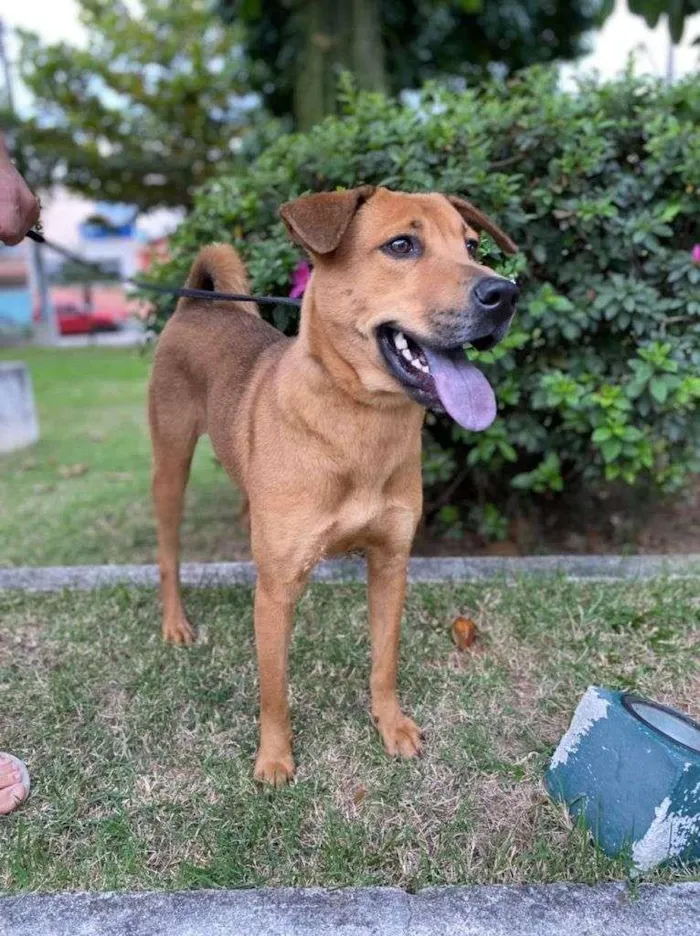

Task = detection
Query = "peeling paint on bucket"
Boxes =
[632,795,699,871]
[545,687,700,871]
[550,687,611,769]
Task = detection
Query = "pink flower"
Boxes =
[289,261,311,299]
[692,244,700,264]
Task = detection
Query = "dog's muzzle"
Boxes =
[466,276,519,351]
[376,275,520,432]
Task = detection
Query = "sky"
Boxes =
[563,0,699,82]
[1,0,85,46]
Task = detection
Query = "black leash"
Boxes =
[24,229,302,309]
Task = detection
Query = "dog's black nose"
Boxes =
[472,276,519,319]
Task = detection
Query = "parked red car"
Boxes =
[50,302,120,336]
[34,286,129,335]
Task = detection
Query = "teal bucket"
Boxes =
[545,686,700,870]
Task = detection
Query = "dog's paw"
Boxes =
[376,712,423,759]
[162,613,196,647]
[254,751,295,787]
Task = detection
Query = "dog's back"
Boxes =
[148,243,288,480]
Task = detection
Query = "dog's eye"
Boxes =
[465,238,479,258]
[383,235,421,258]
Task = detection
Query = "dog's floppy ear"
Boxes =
[446,195,518,256]
[280,186,376,256]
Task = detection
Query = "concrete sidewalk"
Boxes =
[1,553,699,592]
[1,884,698,936]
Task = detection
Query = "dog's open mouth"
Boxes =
[377,325,497,431]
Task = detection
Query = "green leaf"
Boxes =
[630,361,653,382]
[659,202,682,223]
[511,473,534,490]
[625,381,646,401]
[601,438,623,462]
[650,378,669,404]
[498,442,518,462]
[532,244,547,265]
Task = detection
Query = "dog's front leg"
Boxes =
[367,547,422,758]
[253,571,308,786]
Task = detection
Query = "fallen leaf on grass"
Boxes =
[58,464,89,479]
[451,616,478,651]
[352,785,368,806]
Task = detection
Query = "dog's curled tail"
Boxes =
[184,243,258,314]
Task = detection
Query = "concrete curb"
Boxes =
[1,554,699,592]
[1,884,698,936]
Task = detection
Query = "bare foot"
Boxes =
[254,747,295,787]
[0,755,29,815]
[162,611,195,646]
[374,708,423,758]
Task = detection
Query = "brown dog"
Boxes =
[148,187,518,785]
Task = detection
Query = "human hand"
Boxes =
[0,136,40,246]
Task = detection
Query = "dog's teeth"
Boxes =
[402,348,412,361]
[394,332,408,350]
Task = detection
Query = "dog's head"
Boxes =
[280,186,519,431]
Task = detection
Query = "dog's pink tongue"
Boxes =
[423,348,497,431]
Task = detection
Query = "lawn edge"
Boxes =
[1,554,699,592]
[0,883,698,935]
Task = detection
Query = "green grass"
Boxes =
[0,347,246,566]
[0,577,697,892]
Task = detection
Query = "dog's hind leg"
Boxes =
[251,566,309,785]
[149,384,201,646]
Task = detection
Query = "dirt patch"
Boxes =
[205,481,700,563]
[415,481,700,557]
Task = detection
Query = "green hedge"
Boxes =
[145,67,700,535]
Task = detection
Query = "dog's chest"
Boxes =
[322,449,419,551]
[335,478,387,533]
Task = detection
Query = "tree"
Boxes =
[7,0,258,210]
[623,0,700,43]
[222,0,611,129]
